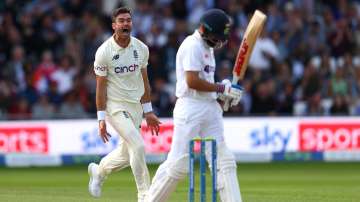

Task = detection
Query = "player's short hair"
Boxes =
[112,7,131,22]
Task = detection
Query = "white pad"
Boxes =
[146,155,188,202]
[217,142,242,202]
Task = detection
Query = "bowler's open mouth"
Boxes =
[122,28,130,33]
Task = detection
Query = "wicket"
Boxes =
[189,137,217,202]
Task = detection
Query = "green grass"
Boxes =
[0,162,359,202]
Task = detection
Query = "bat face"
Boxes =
[232,10,267,82]
[224,10,267,111]
[234,38,249,76]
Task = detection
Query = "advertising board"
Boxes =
[1,117,359,156]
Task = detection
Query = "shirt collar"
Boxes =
[194,30,211,49]
[111,35,133,51]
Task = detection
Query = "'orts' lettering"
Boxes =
[0,127,48,153]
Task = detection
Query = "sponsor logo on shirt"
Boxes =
[95,66,106,71]
[204,65,215,73]
[112,54,119,61]
[114,64,139,74]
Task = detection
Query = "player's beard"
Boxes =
[203,37,227,49]
[201,33,228,49]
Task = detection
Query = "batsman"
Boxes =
[146,9,243,202]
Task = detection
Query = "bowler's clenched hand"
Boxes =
[99,120,111,143]
[144,112,161,136]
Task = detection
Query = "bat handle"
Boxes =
[223,99,230,111]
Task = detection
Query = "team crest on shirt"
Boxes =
[133,50,138,60]
[122,111,129,118]
[112,54,119,61]
[204,65,215,73]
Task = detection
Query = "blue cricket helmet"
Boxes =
[200,9,231,41]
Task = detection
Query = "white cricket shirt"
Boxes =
[175,30,217,100]
[94,35,149,112]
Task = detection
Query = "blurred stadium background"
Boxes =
[0,0,359,201]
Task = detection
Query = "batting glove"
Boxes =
[217,79,243,106]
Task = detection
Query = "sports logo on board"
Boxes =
[0,126,49,153]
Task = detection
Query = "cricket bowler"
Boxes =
[88,7,161,202]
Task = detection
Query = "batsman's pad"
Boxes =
[217,142,242,202]
[146,155,189,202]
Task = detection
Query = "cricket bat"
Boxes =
[223,10,267,111]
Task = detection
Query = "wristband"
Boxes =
[97,111,106,121]
[142,102,153,113]
[216,84,225,93]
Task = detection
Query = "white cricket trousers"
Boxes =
[148,98,242,202]
[169,97,225,160]
[98,103,150,198]
[152,97,225,182]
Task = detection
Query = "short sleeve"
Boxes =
[141,46,149,69]
[94,47,108,76]
[182,44,203,72]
